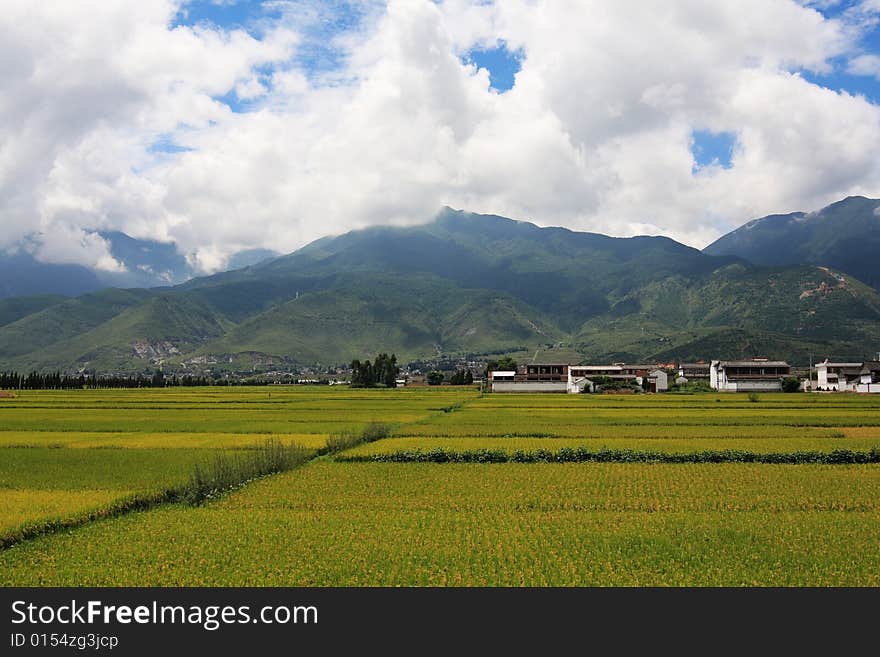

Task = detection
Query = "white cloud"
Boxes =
[1,0,879,274]
[848,53,880,77]
[34,226,126,273]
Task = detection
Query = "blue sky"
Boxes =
[464,44,524,92]
[692,131,737,171]
[798,1,880,103]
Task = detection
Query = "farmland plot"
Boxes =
[2,462,879,586]
[1,387,879,586]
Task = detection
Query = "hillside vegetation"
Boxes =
[2,202,880,372]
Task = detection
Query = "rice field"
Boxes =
[3,462,879,586]
[0,387,461,537]
[1,386,879,586]
[0,489,129,536]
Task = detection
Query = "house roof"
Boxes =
[719,360,789,368]
[680,363,710,369]
[822,361,880,374]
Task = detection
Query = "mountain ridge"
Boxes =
[1,201,879,373]
[704,195,880,289]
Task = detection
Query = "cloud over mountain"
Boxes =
[2,0,879,272]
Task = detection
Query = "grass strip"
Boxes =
[320,422,394,454]
[179,439,313,506]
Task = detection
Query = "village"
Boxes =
[480,358,880,394]
[124,355,880,393]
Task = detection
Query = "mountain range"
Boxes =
[1,196,879,374]
[704,195,880,290]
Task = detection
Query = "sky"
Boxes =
[2,0,880,274]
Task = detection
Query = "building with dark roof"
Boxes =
[816,360,880,392]
[709,359,790,392]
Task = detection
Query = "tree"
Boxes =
[349,359,375,387]
[427,371,445,386]
[484,357,517,378]
[351,354,399,387]
[374,353,399,388]
[781,376,801,393]
[449,369,473,385]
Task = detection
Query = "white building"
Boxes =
[677,362,710,383]
[489,363,670,394]
[816,360,880,393]
[489,367,568,393]
[647,369,668,392]
[709,359,790,392]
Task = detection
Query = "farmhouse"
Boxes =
[677,362,710,383]
[489,363,569,392]
[816,360,880,393]
[489,363,669,393]
[709,358,790,392]
[646,369,668,393]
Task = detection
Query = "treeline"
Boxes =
[427,369,474,385]
[0,370,223,390]
[350,353,400,388]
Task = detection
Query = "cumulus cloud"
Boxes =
[1,0,880,273]
[848,53,880,77]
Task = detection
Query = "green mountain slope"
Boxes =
[0,289,154,361]
[199,274,562,365]
[0,295,66,328]
[6,294,230,373]
[704,196,880,289]
[574,264,880,362]
[2,203,880,373]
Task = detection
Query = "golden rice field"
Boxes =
[1,386,879,585]
[3,462,880,586]
[0,489,129,536]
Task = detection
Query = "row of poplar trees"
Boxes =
[349,353,400,388]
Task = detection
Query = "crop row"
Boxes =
[340,447,880,464]
[408,410,880,432]
[340,435,880,456]
[0,431,329,449]
[395,425,880,439]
